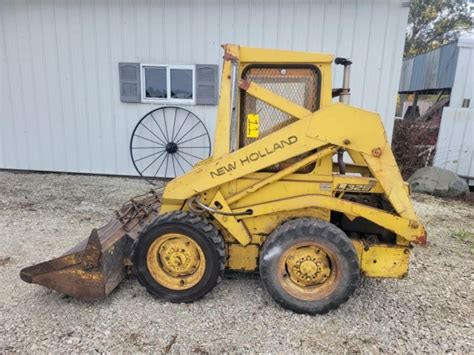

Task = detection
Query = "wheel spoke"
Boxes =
[171,107,178,142]
[178,150,205,161]
[152,152,168,177]
[176,151,194,168]
[141,122,167,145]
[140,150,167,175]
[178,146,210,149]
[150,113,169,144]
[132,146,164,149]
[164,154,170,178]
[174,153,186,174]
[177,132,208,145]
[135,149,165,163]
[162,109,170,141]
[175,121,201,144]
[134,134,164,146]
[172,112,191,142]
[171,154,177,177]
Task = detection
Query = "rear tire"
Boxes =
[134,211,225,302]
[259,218,359,314]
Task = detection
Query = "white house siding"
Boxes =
[433,108,474,184]
[0,0,409,176]
[433,36,474,185]
[449,36,474,108]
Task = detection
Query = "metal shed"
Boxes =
[399,41,459,94]
[0,0,410,177]
[433,35,474,186]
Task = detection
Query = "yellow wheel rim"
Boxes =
[278,242,339,301]
[146,233,206,290]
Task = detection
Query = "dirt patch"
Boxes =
[0,257,11,266]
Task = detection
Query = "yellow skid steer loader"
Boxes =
[21,45,426,314]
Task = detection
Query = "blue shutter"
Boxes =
[119,63,141,103]
[195,64,219,105]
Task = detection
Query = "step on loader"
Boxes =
[20,45,426,314]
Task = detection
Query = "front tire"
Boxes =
[134,212,225,302]
[259,218,360,314]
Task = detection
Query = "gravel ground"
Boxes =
[0,171,473,353]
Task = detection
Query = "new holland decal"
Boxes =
[210,135,298,178]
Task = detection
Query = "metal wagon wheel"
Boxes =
[130,106,212,184]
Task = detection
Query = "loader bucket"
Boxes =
[20,190,162,300]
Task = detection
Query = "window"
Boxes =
[120,63,218,105]
[141,64,195,104]
[170,68,193,99]
[144,67,167,99]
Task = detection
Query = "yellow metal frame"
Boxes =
[160,44,426,277]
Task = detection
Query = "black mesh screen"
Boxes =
[240,66,320,173]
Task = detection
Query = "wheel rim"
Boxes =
[278,241,339,301]
[146,233,206,290]
[130,106,212,184]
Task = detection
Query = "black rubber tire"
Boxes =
[133,211,225,303]
[259,218,360,315]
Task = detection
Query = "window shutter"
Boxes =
[119,63,141,103]
[195,64,219,105]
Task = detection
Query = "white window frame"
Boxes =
[140,64,196,105]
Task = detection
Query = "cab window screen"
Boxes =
[240,66,320,173]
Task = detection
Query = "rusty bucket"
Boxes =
[20,190,162,300]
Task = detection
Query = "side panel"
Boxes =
[227,239,410,278]
[227,244,259,271]
[352,241,410,278]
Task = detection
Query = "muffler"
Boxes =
[335,57,352,104]
[20,190,162,300]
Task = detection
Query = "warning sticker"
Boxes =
[246,113,260,138]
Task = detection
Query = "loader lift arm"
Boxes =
[162,82,425,244]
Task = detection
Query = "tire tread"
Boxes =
[260,218,360,315]
[133,211,225,302]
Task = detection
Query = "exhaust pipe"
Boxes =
[335,57,352,104]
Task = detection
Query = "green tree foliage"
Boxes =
[404,0,472,57]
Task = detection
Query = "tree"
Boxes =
[404,0,472,57]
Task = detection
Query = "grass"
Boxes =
[451,230,474,254]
